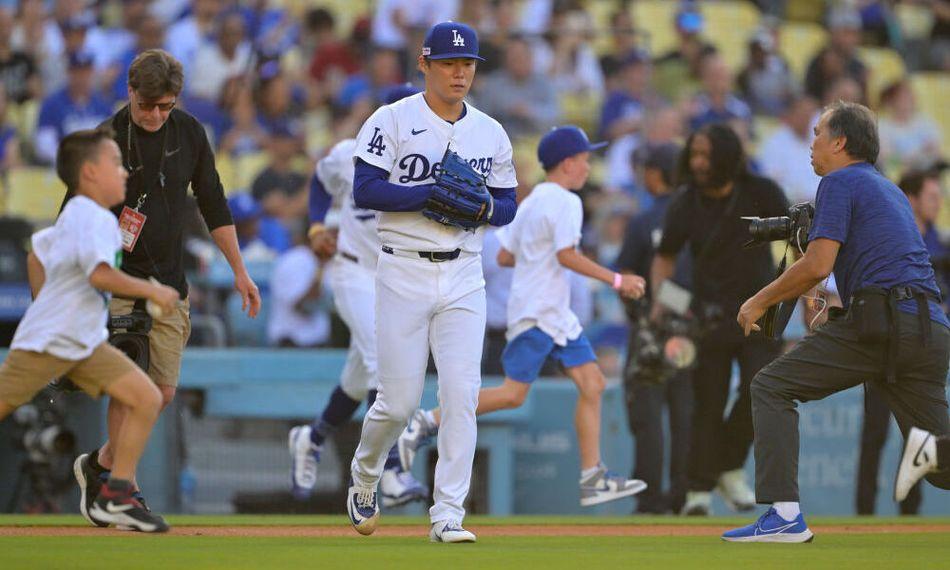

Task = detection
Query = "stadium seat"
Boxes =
[700,1,762,71]
[858,47,906,108]
[895,3,936,41]
[2,167,64,223]
[558,92,602,137]
[232,151,271,191]
[777,22,828,81]
[225,290,270,347]
[909,72,950,164]
[630,1,678,58]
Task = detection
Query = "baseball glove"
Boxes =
[422,148,493,231]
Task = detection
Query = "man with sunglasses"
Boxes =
[63,49,261,526]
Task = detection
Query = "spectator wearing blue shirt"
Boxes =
[725,101,950,544]
[598,50,651,142]
[34,52,112,164]
[687,53,753,134]
[109,14,166,105]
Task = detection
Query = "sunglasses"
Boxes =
[135,98,176,112]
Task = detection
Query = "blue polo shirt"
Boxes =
[808,162,950,328]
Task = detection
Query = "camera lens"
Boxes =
[747,216,791,242]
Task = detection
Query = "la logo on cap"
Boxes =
[452,29,465,47]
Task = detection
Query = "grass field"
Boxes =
[0,515,948,569]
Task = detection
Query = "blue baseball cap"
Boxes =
[228,193,263,223]
[537,126,607,170]
[68,51,95,69]
[381,83,420,105]
[675,9,704,34]
[422,22,484,61]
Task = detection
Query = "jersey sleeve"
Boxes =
[30,227,56,269]
[486,126,518,189]
[353,106,398,173]
[316,139,357,200]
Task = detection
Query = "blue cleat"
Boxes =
[721,507,814,543]
[346,481,380,536]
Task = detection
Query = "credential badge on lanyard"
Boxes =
[118,191,148,252]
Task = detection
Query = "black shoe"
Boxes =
[73,454,109,528]
[132,490,150,512]
[89,482,170,533]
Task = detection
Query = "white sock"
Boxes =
[580,464,601,482]
[773,502,801,521]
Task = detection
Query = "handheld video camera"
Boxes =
[108,299,153,371]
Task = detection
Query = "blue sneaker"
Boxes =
[721,507,814,543]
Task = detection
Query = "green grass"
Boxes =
[1,514,948,527]
[0,516,948,570]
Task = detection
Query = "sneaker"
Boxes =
[721,507,814,543]
[115,490,152,531]
[397,409,437,472]
[346,481,380,536]
[73,454,108,528]
[89,482,170,533]
[681,491,712,516]
[380,466,428,508]
[430,520,476,543]
[289,426,321,500]
[716,468,756,512]
[895,427,938,502]
[579,464,647,507]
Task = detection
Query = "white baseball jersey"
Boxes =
[316,138,379,267]
[353,92,517,253]
[13,195,122,360]
[497,181,584,345]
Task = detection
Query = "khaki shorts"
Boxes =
[110,297,191,387]
[0,343,137,407]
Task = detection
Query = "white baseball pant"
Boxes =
[351,249,485,524]
[330,256,377,400]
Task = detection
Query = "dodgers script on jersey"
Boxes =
[353,92,517,252]
[316,138,379,268]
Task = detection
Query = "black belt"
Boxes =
[339,251,359,264]
[381,245,461,262]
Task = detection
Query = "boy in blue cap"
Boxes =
[398,125,649,507]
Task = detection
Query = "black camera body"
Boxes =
[626,312,698,385]
[743,202,815,251]
[108,301,153,371]
[11,396,76,463]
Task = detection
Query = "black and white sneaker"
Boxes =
[89,481,170,533]
[895,427,939,502]
[73,454,109,528]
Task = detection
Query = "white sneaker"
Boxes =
[430,520,476,543]
[346,482,380,536]
[288,426,321,500]
[681,491,712,516]
[895,427,938,502]
[380,466,428,508]
[716,468,756,512]
[578,464,647,506]
[397,409,437,472]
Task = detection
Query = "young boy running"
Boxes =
[0,127,179,532]
[397,126,649,506]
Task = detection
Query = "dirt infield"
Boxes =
[1,524,948,538]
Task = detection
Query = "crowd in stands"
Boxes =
[0,0,947,365]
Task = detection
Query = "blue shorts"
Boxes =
[501,327,597,383]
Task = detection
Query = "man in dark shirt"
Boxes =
[616,143,692,514]
[651,123,788,516]
[724,102,950,543]
[66,49,261,524]
[0,8,40,104]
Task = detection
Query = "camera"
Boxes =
[108,299,153,371]
[626,310,698,385]
[11,396,76,463]
[743,202,815,251]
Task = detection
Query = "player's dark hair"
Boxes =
[677,123,747,189]
[898,169,941,199]
[128,48,184,99]
[56,126,116,191]
[824,100,880,164]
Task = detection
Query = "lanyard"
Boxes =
[126,113,169,211]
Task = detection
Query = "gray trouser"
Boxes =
[752,309,950,503]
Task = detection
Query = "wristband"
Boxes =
[612,273,622,291]
[307,223,326,239]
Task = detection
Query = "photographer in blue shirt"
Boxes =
[723,101,950,543]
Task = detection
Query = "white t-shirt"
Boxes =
[758,125,821,204]
[316,139,378,268]
[12,196,122,360]
[497,182,583,345]
[353,92,518,253]
[267,246,331,347]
